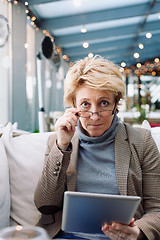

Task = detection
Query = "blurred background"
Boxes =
[0,0,160,132]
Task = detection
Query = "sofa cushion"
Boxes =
[1,123,54,226]
[141,120,160,152]
[0,138,10,229]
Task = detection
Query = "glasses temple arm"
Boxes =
[112,102,117,115]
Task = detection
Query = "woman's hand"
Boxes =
[102,218,140,240]
[55,108,79,150]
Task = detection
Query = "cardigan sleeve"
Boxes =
[34,133,72,216]
[129,128,160,240]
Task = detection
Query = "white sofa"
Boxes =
[0,123,53,230]
[0,121,160,230]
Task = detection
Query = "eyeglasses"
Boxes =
[77,104,116,118]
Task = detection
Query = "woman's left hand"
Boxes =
[101,218,140,240]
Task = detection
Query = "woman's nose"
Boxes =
[90,111,100,120]
[89,105,100,119]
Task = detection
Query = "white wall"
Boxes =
[0,1,11,125]
[12,2,26,130]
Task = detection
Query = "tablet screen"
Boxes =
[62,191,141,234]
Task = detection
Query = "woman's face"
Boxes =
[75,86,116,137]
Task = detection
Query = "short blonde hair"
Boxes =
[64,55,126,106]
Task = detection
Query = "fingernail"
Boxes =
[112,223,116,228]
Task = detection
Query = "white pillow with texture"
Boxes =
[0,138,10,229]
[141,120,160,152]
[1,122,54,226]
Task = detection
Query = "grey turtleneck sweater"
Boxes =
[76,114,120,195]
[72,115,120,239]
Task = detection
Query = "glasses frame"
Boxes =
[76,103,117,118]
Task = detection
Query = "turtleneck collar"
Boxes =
[76,114,119,144]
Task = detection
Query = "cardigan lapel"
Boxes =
[66,132,79,191]
[115,122,131,196]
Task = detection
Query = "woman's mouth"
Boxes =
[89,123,102,127]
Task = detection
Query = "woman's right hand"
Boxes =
[55,108,79,150]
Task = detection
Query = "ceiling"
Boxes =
[22,0,160,67]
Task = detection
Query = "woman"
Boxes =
[34,56,160,240]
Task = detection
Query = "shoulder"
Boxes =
[116,122,160,163]
[116,122,154,156]
[117,121,151,142]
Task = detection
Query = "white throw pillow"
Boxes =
[1,123,54,226]
[0,138,10,229]
[141,120,160,152]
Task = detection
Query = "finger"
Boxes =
[103,229,126,240]
[64,111,79,126]
[105,231,128,240]
[65,121,72,131]
[66,117,78,131]
[102,223,109,232]
[64,107,78,116]
[102,225,120,239]
[111,223,128,234]
[57,114,78,131]
[102,223,132,240]
[118,231,127,239]
[111,222,136,235]
[129,218,135,227]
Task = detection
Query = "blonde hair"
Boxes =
[64,55,126,106]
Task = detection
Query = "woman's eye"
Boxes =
[81,102,89,108]
[101,100,108,107]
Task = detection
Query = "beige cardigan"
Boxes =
[34,122,160,239]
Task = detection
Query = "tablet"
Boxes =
[62,191,141,234]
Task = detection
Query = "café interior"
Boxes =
[1,0,160,133]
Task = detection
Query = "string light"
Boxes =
[119,67,124,73]
[42,30,47,34]
[134,53,139,59]
[70,62,74,67]
[124,57,160,76]
[57,48,62,54]
[154,58,159,63]
[31,16,36,21]
[8,0,79,63]
[137,63,141,68]
[121,62,126,67]
[14,0,18,5]
[88,53,94,58]
[138,43,144,49]
[81,26,87,33]
[63,55,69,61]
[146,32,152,39]
[83,42,89,48]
